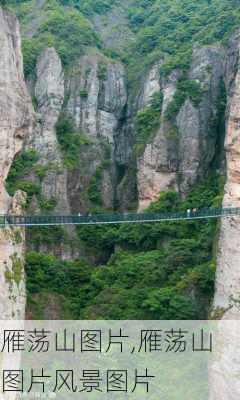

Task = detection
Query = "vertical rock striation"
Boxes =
[177,45,225,194]
[0,7,32,320]
[137,46,224,210]
[137,65,179,210]
[214,32,240,314]
[66,54,127,211]
[209,32,240,400]
[27,47,70,214]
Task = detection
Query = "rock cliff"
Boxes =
[22,43,228,241]
[1,1,240,397]
[65,53,127,211]
[214,31,240,315]
[137,45,225,209]
[1,2,240,319]
[0,7,32,319]
[27,47,70,214]
[25,50,128,218]
[209,32,240,400]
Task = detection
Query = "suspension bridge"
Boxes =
[0,207,239,227]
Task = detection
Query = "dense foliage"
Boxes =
[124,0,240,84]
[6,0,230,320]
[10,0,240,82]
[59,0,118,15]
[135,91,163,155]
[5,150,40,201]
[26,176,223,319]
[12,1,101,76]
[56,113,90,169]
[165,77,203,120]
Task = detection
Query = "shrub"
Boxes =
[21,6,101,76]
[79,89,88,98]
[97,62,107,80]
[135,91,163,155]
[56,113,89,169]
[38,9,100,66]
[165,77,203,120]
[143,287,197,319]
[6,150,39,196]
[88,158,111,205]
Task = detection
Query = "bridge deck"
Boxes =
[0,207,239,227]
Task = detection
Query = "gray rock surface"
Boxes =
[137,46,225,209]
[28,47,70,214]
[92,1,135,54]
[66,54,127,211]
[178,45,225,194]
[214,32,240,313]
[137,67,179,210]
[0,7,32,321]
[209,31,240,400]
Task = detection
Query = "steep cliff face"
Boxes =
[66,54,127,211]
[24,44,227,218]
[137,65,179,210]
[28,50,128,214]
[27,47,70,214]
[177,45,225,194]
[0,7,32,319]
[208,35,240,400]
[214,31,240,314]
[137,46,225,209]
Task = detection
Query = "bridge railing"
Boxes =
[0,207,240,226]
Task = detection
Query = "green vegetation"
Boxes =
[14,3,100,77]
[8,0,240,85]
[59,0,118,16]
[11,0,240,85]
[135,91,163,155]
[39,197,57,211]
[88,160,110,206]
[26,251,92,319]
[5,253,23,287]
[26,175,223,319]
[5,150,40,201]
[97,62,107,80]
[7,0,231,320]
[56,113,90,169]
[13,229,23,245]
[79,89,88,98]
[5,150,61,211]
[165,77,203,120]
[27,226,66,248]
[125,0,240,85]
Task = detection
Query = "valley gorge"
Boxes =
[0,0,240,320]
[1,0,240,397]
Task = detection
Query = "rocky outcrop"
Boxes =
[177,45,225,194]
[214,32,240,314]
[0,7,32,320]
[137,65,179,210]
[0,191,27,320]
[209,31,240,400]
[25,45,226,215]
[27,47,70,214]
[92,1,135,54]
[27,50,128,215]
[66,54,127,211]
[0,8,32,214]
[137,46,225,210]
